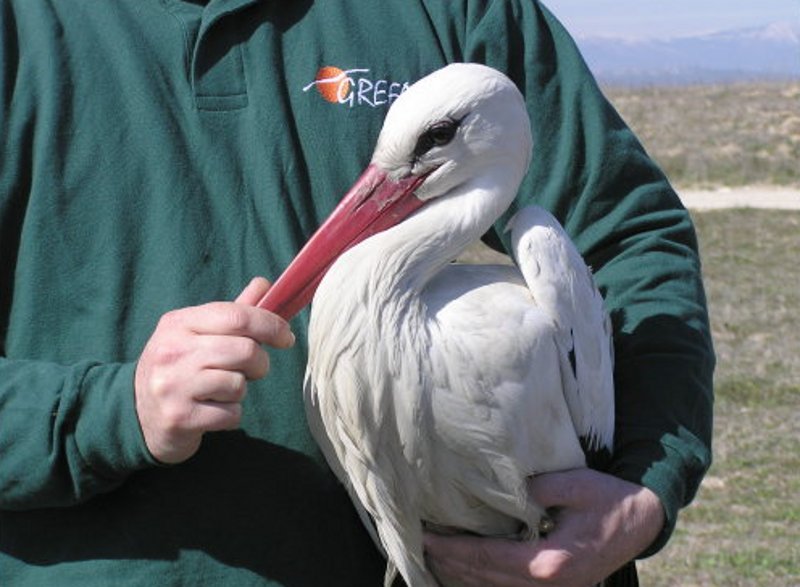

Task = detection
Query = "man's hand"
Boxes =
[424,469,664,587]
[134,277,295,464]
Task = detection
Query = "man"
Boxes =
[0,1,713,585]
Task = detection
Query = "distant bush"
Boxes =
[604,82,800,189]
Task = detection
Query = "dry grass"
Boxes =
[605,82,800,189]
[638,209,800,586]
[695,210,800,388]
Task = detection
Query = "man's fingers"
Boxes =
[236,276,272,305]
[193,335,270,380]
[424,530,586,587]
[169,302,294,348]
[192,399,243,432]
[192,370,248,404]
[134,287,295,464]
[153,370,247,411]
[424,533,537,587]
[235,277,296,347]
[425,471,667,587]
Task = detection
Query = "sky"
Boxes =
[540,0,800,40]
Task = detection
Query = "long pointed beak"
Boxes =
[257,164,427,321]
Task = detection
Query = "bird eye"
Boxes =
[428,120,459,146]
[413,119,461,159]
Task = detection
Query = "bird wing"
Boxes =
[420,263,588,535]
[303,370,384,551]
[303,299,436,586]
[507,205,615,452]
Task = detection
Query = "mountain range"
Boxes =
[574,21,800,86]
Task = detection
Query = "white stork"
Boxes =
[258,63,614,587]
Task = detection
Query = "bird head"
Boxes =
[374,63,532,203]
[259,63,533,320]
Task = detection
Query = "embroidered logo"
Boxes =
[303,66,410,108]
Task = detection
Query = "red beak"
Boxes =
[257,164,427,321]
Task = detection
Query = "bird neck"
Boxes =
[307,174,518,404]
[366,174,515,294]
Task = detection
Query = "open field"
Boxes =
[605,82,800,189]
[637,209,800,586]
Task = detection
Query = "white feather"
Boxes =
[303,64,614,587]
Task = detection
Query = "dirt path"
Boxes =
[678,185,800,211]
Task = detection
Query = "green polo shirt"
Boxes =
[0,1,713,584]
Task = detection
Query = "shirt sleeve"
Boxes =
[0,8,158,510]
[0,360,158,510]
[456,0,715,556]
